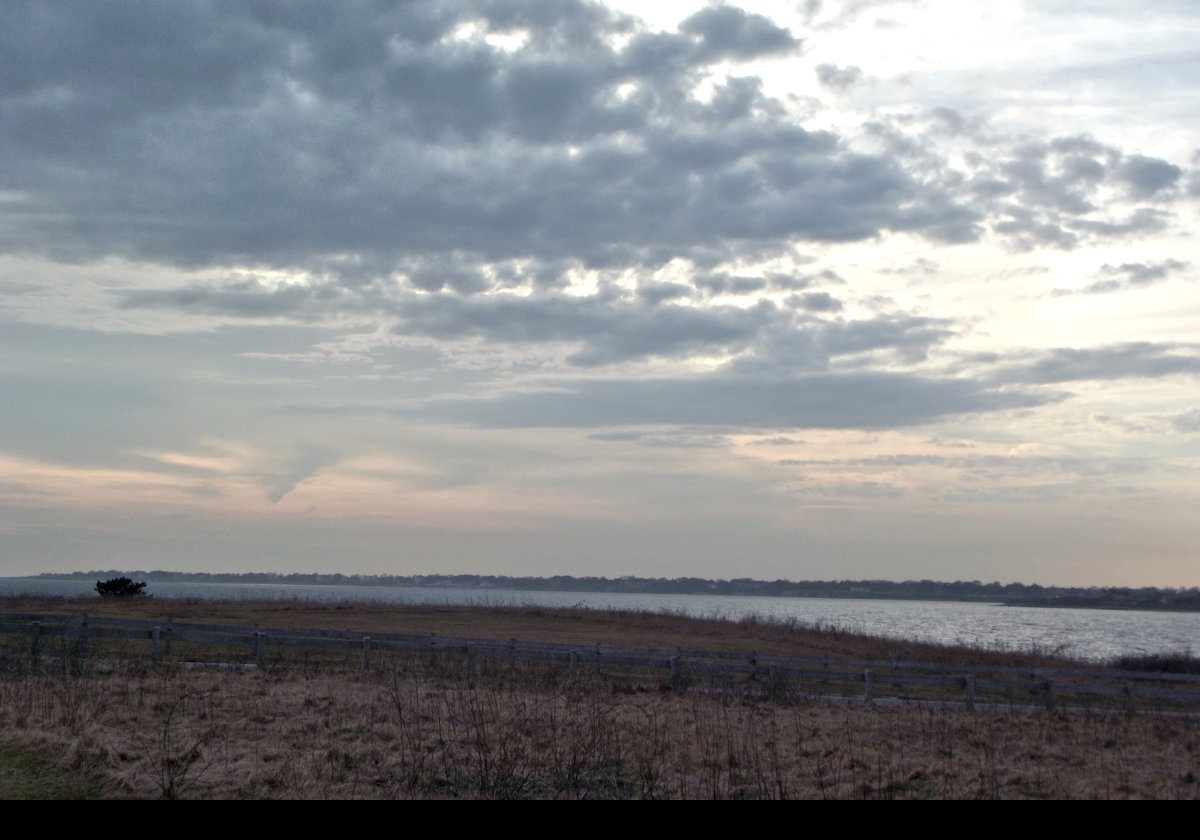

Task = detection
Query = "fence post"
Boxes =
[429,634,438,666]
[863,669,873,702]
[164,614,172,658]
[669,655,679,690]
[29,621,41,659]
[151,627,161,665]
[595,645,601,674]
[79,614,89,656]
[343,631,351,664]
[749,651,758,681]
[569,649,578,677]
[255,632,266,668]
[963,673,976,711]
[1044,679,1056,711]
[509,638,517,670]
[1124,684,1137,714]
[361,636,371,672]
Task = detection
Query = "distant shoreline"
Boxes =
[19,571,1200,613]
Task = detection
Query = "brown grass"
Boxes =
[0,594,1074,667]
[1,596,1196,799]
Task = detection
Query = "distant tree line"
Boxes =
[39,570,1200,612]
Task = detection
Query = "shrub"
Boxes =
[95,577,147,598]
[1111,651,1200,674]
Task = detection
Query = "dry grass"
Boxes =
[0,594,1075,667]
[1,596,1196,799]
[1,653,1196,799]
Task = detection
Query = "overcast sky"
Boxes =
[3,0,1198,586]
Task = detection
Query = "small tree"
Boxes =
[95,576,147,597]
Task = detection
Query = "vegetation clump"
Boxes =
[1112,652,1200,674]
[95,577,146,598]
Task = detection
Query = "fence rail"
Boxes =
[4,612,1198,713]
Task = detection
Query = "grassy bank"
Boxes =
[1,596,1197,799]
[0,593,1079,666]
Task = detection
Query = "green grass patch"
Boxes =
[0,743,110,800]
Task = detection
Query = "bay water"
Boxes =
[2,577,1196,663]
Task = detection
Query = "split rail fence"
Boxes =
[3,611,1199,714]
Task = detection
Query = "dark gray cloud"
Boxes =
[636,281,694,304]
[1054,258,1190,295]
[767,269,846,290]
[586,431,646,442]
[4,0,1186,287]
[1116,155,1183,198]
[393,291,781,366]
[815,63,862,91]
[787,291,844,312]
[819,314,951,361]
[905,132,1192,251]
[989,343,1200,385]
[414,371,1053,429]
[119,278,342,318]
[694,272,769,296]
[0,0,999,277]
[677,4,801,60]
[118,271,950,371]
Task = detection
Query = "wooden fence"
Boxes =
[3,611,1199,713]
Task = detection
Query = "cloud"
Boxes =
[787,291,844,312]
[394,291,782,366]
[119,279,336,318]
[900,131,1191,251]
[1116,155,1183,198]
[1170,408,1200,432]
[0,0,998,278]
[816,63,862,91]
[1090,413,1149,433]
[694,272,769,297]
[1054,258,1190,295]
[4,1,1199,586]
[780,451,1151,476]
[4,0,1189,300]
[118,270,953,372]
[586,430,731,447]
[267,446,341,503]
[801,0,920,31]
[412,371,1053,430]
[677,4,802,61]
[989,343,1200,385]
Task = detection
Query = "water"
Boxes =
[3,577,1197,663]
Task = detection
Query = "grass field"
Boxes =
[1,595,1197,799]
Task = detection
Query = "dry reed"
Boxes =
[1,635,1197,798]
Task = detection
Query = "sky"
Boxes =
[2,0,1199,586]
